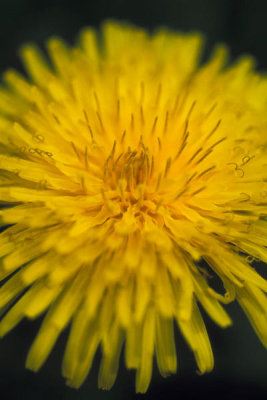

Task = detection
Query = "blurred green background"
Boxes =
[0,0,267,399]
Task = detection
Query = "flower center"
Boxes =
[103,138,153,195]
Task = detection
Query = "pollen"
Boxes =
[0,22,267,393]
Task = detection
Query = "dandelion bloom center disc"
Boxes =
[0,22,267,392]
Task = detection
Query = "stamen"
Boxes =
[131,113,134,130]
[155,173,162,191]
[150,155,154,179]
[174,131,189,160]
[195,149,212,165]
[114,153,123,168]
[164,157,172,178]
[205,119,221,141]
[173,187,189,201]
[185,172,197,185]
[70,141,81,161]
[80,175,85,191]
[52,114,60,124]
[140,81,145,104]
[197,165,216,178]
[111,141,117,158]
[94,91,100,111]
[186,147,203,165]
[208,136,226,151]
[205,103,217,119]
[172,93,180,115]
[121,130,126,144]
[140,106,145,126]
[151,116,158,136]
[116,99,120,121]
[157,137,162,151]
[186,100,197,122]
[83,110,95,143]
[96,111,105,132]
[103,155,111,178]
[163,111,169,134]
[191,186,206,196]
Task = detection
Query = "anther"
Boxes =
[208,136,226,151]
[140,106,145,126]
[111,140,117,158]
[172,93,180,115]
[94,91,100,111]
[120,130,126,144]
[114,153,123,168]
[186,172,197,185]
[150,155,154,178]
[140,81,145,104]
[52,114,60,124]
[191,186,206,196]
[80,175,85,191]
[70,141,81,161]
[174,132,189,160]
[197,165,216,178]
[195,149,212,165]
[173,187,189,201]
[155,173,162,191]
[151,116,158,136]
[83,110,95,143]
[96,111,105,131]
[164,157,172,178]
[163,111,169,133]
[186,147,203,165]
[205,103,218,119]
[157,137,162,150]
[186,100,197,121]
[116,99,120,121]
[206,119,221,141]
[182,119,189,138]
[130,113,134,130]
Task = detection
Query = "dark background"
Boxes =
[0,0,267,399]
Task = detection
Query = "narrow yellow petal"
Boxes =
[135,307,155,393]
[98,321,124,390]
[26,323,60,372]
[155,315,177,377]
[125,323,142,369]
[21,45,53,86]
[193,272,232,328]
[178,300,214,374]
[237,283,267,347]
[63,308,100,388]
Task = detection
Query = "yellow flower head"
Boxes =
[0,22,267,392]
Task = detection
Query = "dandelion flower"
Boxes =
[0,22,267,393]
